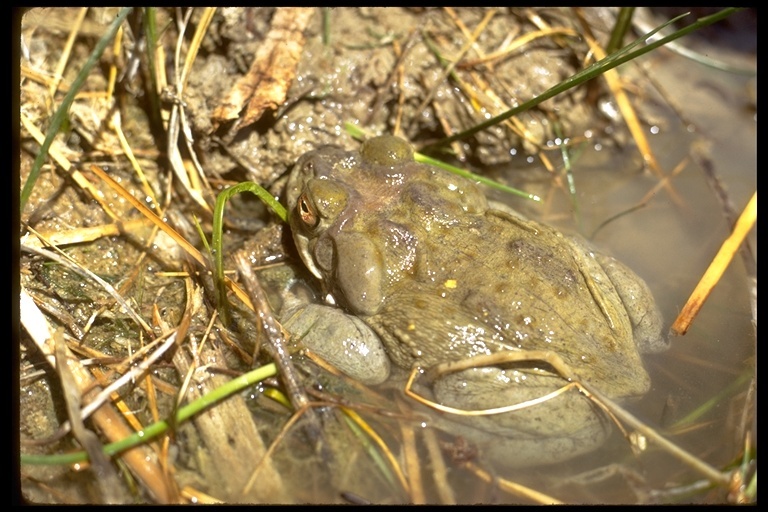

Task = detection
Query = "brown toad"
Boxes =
[283,135,666,466]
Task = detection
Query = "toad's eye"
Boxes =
[297,192,319,229]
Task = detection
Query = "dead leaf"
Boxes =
[212,7,315,133]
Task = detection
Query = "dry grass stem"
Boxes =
[407,365,577,417]
[54,330,128,504]
[235,252,324,442]
[20,288,179,503]
[87,164,206,262]
[421,426,456,504]
[91,162,261,312]
[431,10,562,167]
[179,8,216,95]
[415,8,497,114]
[21,243,153,334]
[342,406,411,497]
[22,219,153,249]
[399,412,425,503]
[577,20,684,206]
[76,332,179,425]
[110,110,157,204]
[392,38,407,136]
[459,27,579,69]
[20,113,120,221]
[157,282,289,503]
[105,24,122,100]
[671,191,757,335]
[463,461,563,504]
[240,401,334,499]
[90,367,152,432]
[163,8,213,211]
[49,8,89,97]
[180,486,223,504]
[408,348,735,490]
[582,380,733,488]
[590,156,690,240]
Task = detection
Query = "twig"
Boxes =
[415,8,497,115]
[234,252,327,455]
[49,8,89,97]
[421,427,456,504]
[671,192,757,335]
[20,7,133,213]
[20,287,178,503]
[54,329,128,504]
[579,380,732,487]
[462,461,563,504]
[409,349,733,488]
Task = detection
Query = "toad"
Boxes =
[282,135,666,467]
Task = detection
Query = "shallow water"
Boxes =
[480,44,756,503]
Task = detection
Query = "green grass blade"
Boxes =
[142,8,164,135]
[211,181,288,324]
[20,7,133,214]
[345,122,539,201]
[20,363,278,466]
[605,7,636,55]
[414,153,539,201]
[424,8,741,150]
